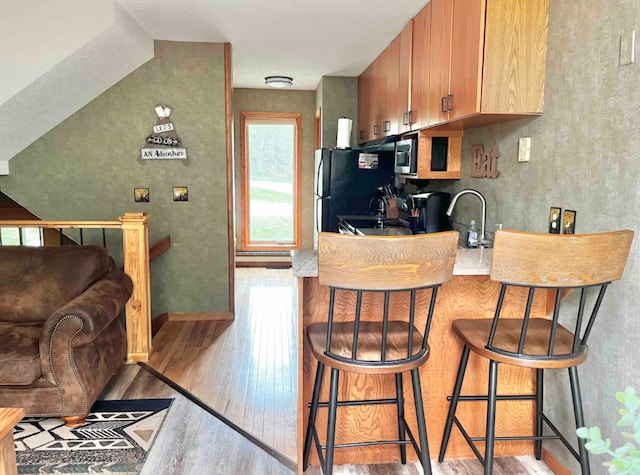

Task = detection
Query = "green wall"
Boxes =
[433,0,640,471]
[233,88,316,250]
[0,41,230,315]
[316,76,358,149]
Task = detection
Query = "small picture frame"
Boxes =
[134,187,150,203]
[563,210,576,234]
[173,186,188,202]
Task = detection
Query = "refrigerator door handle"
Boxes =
[315,196,321,233]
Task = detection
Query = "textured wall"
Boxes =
[0,41,230,316]
[433,0,640,471]
[233,88,316,250]
[317,76,358,149]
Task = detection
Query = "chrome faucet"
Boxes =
[446,189,488,248]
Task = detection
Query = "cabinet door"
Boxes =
[357,64,373,144]
[370,56,382,140]
[410,3,431,130]
[385,36,401,136]
[448,0,485,119]
[481,0,548,113]
[398,21,413,133]
[427,0,454,126]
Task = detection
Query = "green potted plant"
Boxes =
[577,386,640,474]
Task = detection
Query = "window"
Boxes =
[0,227,43,246]
[240,112,302,251]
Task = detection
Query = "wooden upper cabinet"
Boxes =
[448,0,485,120]
[410,3,431,130]
[427,0,454,126]
[384,36,401,136]
[357,21,413,144]
[357,65,372,143]
[358,0,549,144]
[480,0,548,114]
[398,21,413,133]
[445,0,549,124]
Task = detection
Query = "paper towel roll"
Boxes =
[336,118,352,149]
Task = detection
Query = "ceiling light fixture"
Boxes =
[265,76,293,88]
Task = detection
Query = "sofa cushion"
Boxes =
[0,322,42,385]
[0,245,110,323]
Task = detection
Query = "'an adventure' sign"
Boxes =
[140,105,188,161]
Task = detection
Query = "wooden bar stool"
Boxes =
[303,231,458,475]
[438,229,633,475]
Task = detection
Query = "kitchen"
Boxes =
[297,0,640,474]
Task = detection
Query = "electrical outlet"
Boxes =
[518,137,531,162]
[549,207,561,234]
[563,210,576,234]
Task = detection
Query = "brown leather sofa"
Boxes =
[0,245,133,427]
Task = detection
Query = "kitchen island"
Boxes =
[293,247,556,470]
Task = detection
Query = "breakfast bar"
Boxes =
[294,247,557,470]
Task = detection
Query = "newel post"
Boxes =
[119,212,152,362]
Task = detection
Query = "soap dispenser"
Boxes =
[466,220,479,248]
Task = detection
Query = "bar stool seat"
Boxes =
[452,318,587,369]
[303,231,458,475]
[307,321,429,374]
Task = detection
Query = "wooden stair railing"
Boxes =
[149,235,171,261]
[0,213,152,363]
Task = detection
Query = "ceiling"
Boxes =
[117,0,428,90]
[0,0,428,169]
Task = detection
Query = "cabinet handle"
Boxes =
[447,94,454,112]
[408,111,414,125]
[402,112,409,126]
[373,124,378,136]
[441,96,447,113]
[359,130,364,140]
[383,120,391,133]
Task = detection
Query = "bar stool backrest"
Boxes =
[487,229,634,362]
[317,231,458,367]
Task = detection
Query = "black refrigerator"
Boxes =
[314,148,395,242]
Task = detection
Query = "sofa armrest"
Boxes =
[39,269,133,356]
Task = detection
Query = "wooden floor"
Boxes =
[107,267,556,474]
[100,363,293,474]
[146,268,298,461]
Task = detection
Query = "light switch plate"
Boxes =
[549,207,561,234]
[518,137,531,162]
[620,29,636,66]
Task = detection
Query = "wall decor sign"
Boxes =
[470,144,500,178]
[140,105,189,163]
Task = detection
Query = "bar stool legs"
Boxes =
[535,369,544,460]
[303,363,433,474]
[439,348,593,475]
[396,373,407,464]
[569,366,590,475]
[303,362,325,471]
[411,368,432,475]
[438,345,470,462]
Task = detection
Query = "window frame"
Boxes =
[240,111,302,251]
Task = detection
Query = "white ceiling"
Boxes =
[117,0,428,90]
[0,0,429,168]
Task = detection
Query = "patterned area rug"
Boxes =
[13,399,173,475]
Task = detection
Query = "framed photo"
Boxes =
[173,186,188,202]
[134,187,150,203]
[563,210,576,234]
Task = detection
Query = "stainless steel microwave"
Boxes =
[394,137,417,174]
